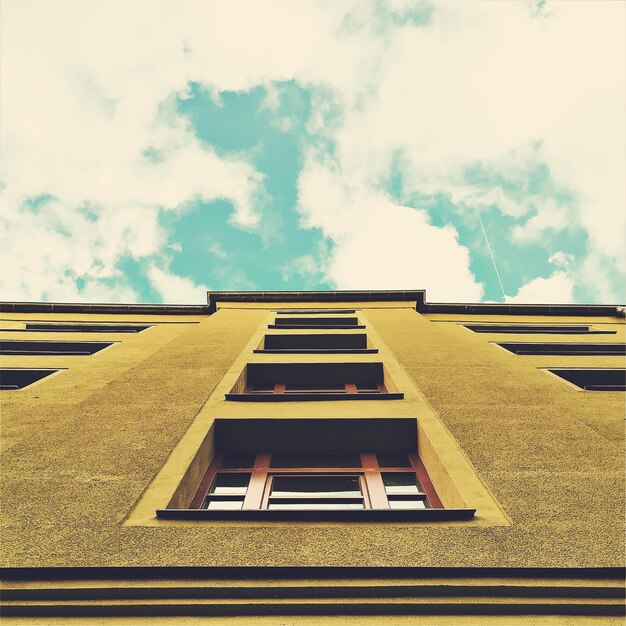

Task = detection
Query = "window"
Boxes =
[255,333,377,354]
[245,383,387,394]
[465,324,616,335]
[0,340,115,356]
[497,342,625,356]
[548,368,625,391]
[269,317,365,329]
[154,418,476,522]
[226,362,403,401]
[19,323,151,333]
[189,451,441,513]
[0,368,59,390]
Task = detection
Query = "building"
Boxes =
[0,290,624,623]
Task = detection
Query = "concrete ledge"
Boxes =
[207,291,427,313]
[156,508,476,521]
[225,392,404,401]
[268,324,367,329]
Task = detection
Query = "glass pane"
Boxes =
[377,453,411,468]
[388,498,427,510]
[205,499,244,510]
[382,473,421,494]
[268,502,364,510]
[221,453,256,469]
[210,473,250,495]
[271,475,361,497]
[270,453,361,468]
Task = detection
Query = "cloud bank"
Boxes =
[1,0,624,303]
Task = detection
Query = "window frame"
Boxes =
[243,383,389,395]
[189,451,443,511]
[226,362,404,401]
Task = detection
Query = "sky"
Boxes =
[1,0,624,305]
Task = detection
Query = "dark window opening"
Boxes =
[270,452,362,468]
[256,333,376,354]
[465,324,615,335]
[21,323,151,333]
[0,368,59,390]
[498,342,625,356]
[227,362,403,401]
[377,452,413,468]
[549,368,625,391]
[0,340,114,356]
[269,317,364,330]
[220,453,257,469]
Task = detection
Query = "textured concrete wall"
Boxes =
[0,306,623,569]
[369,309,624,567]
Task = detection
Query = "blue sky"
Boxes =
[1,0,624,304]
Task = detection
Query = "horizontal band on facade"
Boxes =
[1,601,624,618]
[3,584,624,601]
[2,566,624,580]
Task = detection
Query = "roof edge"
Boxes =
[418,302,625,317]
[206,290,426,313]
[0,302,211,315]
[1,294,623,318]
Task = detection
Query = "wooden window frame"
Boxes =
[190,451,442,511]
[243,383,388,395]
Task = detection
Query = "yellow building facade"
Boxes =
[0,290,624,624]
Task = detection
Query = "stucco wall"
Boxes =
[1,306,623,568]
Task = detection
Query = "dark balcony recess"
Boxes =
[0,340,114,356]
[269,317,364,330]
[498,342,626,356]
[255,334,377,354]
[226,362,403,401]
[466,324,616,335]
[549,368,625,391]
[19,323,150,333]
[0,369,59,390]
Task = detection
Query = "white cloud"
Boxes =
[209,243,228,260]
[1,0,267,302]
[1,0,624,303]
[297,162,483,301]
[294,0,625,301]
[505,251,577,304]
[511,199,571,244]
[148,266,208,305]
[506,272,574,304]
